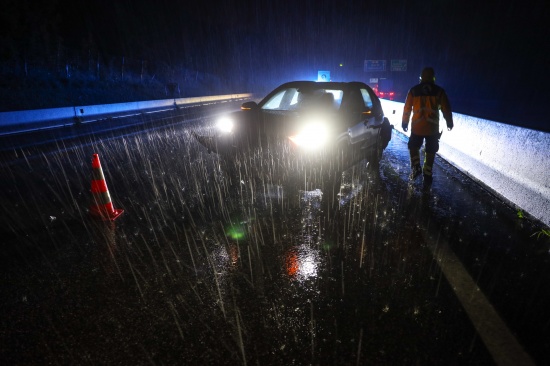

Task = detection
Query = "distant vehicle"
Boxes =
[376,78,396,100]
[193,81,393,200]
[377,90,396,100]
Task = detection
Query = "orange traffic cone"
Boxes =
[90,153,124,221]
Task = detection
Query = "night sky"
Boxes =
[2,0,549,129]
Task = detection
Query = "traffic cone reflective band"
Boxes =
[90,153,123,221]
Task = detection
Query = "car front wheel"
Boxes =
[366,118,392,166]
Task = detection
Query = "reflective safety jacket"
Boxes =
[402,82,453,136]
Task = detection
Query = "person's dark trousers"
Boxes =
[407,133,439,177]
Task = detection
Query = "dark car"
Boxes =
[193,81,392,205]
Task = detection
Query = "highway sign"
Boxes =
[364,60,386,72]
[317,71,330,82]
[391,59,407,71]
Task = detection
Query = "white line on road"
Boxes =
[423,223,536,366]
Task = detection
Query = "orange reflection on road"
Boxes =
[286,249,299,278]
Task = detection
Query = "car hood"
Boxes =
[193,108,350,154]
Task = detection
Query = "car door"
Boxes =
[360,87,384,127]
[341,88,378,146]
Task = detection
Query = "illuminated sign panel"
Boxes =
[391,59,407,71]
[317,71,330,81]
[364,60,386,72]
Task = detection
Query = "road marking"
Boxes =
[423,224,536,366]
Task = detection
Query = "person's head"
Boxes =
[420,67,435,83]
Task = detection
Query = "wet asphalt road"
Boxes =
[1,105,549,365]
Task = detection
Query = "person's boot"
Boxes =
[423,152,435,184]
[409,149,422,180]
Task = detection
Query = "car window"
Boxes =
[340,90,365,113]
[290,91,299,106]
[360,88,374,109]
[262,88,300,110]
[325,89,343,110]
[263,89,287,110]
[262,87,344,111]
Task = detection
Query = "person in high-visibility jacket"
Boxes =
[402,67,453,182]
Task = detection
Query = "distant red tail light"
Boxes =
[378,91,395,100]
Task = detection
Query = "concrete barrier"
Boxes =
[381,99,550,227]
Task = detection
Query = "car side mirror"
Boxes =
[361,108,373,124]
[361,107,372,116]
[241,101,258,110]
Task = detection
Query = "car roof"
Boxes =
[275,81,369,90]
[256,80,383,115]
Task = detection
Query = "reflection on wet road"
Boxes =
[0,115,548,365]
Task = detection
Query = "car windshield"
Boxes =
[261,87,344,111]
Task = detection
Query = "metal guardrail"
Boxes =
[0,93,253,135]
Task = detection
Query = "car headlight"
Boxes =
[289,120,330,150]
[216,117,234,133]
